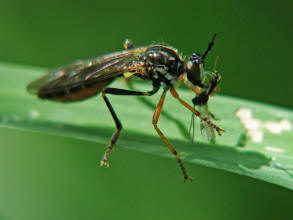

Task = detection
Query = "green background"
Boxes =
[0,0,292,219]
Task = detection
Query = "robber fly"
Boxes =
[27,35,225,182]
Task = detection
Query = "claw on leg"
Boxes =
[184,176,193,183]
[100,159,110,167]
[216,127,226,136]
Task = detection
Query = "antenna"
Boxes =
[202,33,217,61]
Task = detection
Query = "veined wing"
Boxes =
[27,47,147,95]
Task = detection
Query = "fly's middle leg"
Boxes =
[100,90,122,167]
[100,85,159,167]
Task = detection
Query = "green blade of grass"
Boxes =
[0,61,292,189]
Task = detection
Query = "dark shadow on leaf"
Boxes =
[8,119,272,173]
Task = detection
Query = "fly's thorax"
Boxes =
[142,45,184,85]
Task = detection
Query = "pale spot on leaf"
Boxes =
[247,130,263,143]
[265,146,284,153]
[29,109,40,119]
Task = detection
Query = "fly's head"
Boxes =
[184,52,205,88]
[184,33,217,88]
[184,34,219,106]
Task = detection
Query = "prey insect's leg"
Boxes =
[192,72,220,106]
[100,86,160,167]
[206,71,220,96]
[152,89,192,182]
[170,87,225,136]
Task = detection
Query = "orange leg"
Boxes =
[152,90,192,182]
[170,87,225,136]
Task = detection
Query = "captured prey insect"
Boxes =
[188,56,222,142]
[27,35,225,182]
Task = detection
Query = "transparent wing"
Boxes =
[27,47,147,95]
[199,104,216,141]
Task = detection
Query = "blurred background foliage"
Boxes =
[0,0,292,219]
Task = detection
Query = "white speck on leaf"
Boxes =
[265,119,292,134]
[236,108,291,144]
[236,108,292,143]
[265,122,283,134]
[244,118,261,131]
[236,108,252,120]
[236,108,263,143]
[280,119,291,131]
[247,130,263,142]
[29,109,40,119]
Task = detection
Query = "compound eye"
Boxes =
[190,53,202,64]
[185,53,202,85]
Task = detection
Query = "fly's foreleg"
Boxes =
[100,86,159,167]
[170,87,225,136]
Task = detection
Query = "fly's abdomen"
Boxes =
[38,78,115,102]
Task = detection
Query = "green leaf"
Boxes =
[0,61,293,189]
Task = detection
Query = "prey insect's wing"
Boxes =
[27,47,147,95]
[189,108,196,143]
[189,104,216,142]
[199,104,216,141]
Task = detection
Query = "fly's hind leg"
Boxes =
[100,85,160,167]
